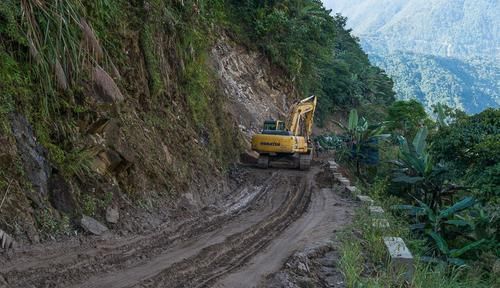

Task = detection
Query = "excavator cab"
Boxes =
[261,120,290,136]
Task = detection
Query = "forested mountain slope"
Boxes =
[369,52,500,113]
[323,0,500,113]
[324,0,499,60]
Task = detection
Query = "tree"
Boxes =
[386,100,428,138]
[430,108,500,203]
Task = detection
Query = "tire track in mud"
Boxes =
[1,171,281,288]
[1,164,351,288]
[140,170,314,288]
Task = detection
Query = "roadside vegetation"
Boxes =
[325,102,499,286]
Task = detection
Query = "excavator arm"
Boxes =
[286,95,317,139]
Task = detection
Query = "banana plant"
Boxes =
[335,109,390,175]
[390,127,454,210]
[393,196,487,265]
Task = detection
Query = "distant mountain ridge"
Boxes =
[323,0,500,113]
[368,52,500,114]
[324,0,499,60]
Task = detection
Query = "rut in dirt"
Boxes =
[0,162,353,288]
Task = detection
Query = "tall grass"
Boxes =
[339,233,363,287]
[337,184,495,287]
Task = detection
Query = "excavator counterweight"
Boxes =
[251,95,317,170]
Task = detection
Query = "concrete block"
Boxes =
[345,186,357,195]
[333,173,342,179]
[339,178,350,186]
[369,206,385,217]
[356,195,374,205]
[328,160,337,166]
[372,218,390,228]
[383,237,414,280]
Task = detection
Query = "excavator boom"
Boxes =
[286,95,317,138]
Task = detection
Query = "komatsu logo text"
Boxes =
[260,142,280,146]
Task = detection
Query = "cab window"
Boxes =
[263,122,276,130]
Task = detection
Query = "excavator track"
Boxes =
[257,155,269,168]
[299,151,312,170]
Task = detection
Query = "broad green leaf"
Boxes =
[397,135,410,154]
[417,199,436,222]
[412,127,428,155]
[428,231,449,254]
[449,239,486,258]
[439,197,476,219]
[392,175,424,184]
[444,219,472,228]
[348,109,358,131]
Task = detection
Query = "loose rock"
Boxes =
[0,229,15,250]
[106,206,120,224]
[80,215,109,235]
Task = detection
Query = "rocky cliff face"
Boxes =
[211,34,296,142]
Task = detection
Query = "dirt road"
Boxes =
[0,162,353,287]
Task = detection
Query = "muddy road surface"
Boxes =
[0,161,353,287]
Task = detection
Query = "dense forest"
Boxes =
[318,99,499,285]
[325,0,500,113]
[325,0,499,60]
[368,52,500,114]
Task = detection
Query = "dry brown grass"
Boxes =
[54,59,68,91]
[80,18,103,61]
[92,66,124,102]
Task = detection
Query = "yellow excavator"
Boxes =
[251,95,317,170]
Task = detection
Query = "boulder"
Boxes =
[178,192,197,210]
[80,215,109,235]
[106,206,120,224]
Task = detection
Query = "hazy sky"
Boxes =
[321,0,336,10]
